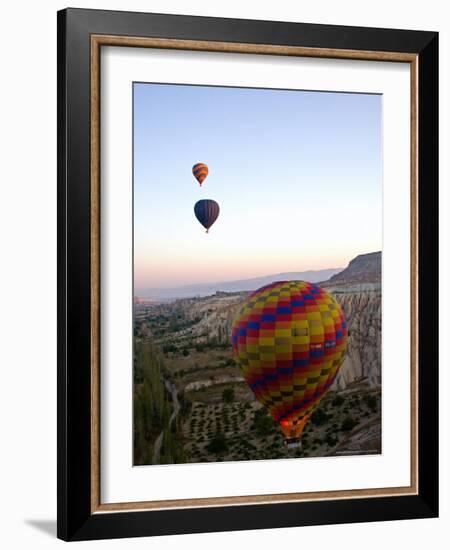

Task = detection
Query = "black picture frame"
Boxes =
[57,7,438,542]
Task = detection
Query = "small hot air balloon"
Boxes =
[231,281,348,447]
[194,199,220,233]
[192,163,209,186]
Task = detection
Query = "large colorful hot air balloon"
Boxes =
[194,199,220,233]
[192,163,209,186]
[231,281,348,447]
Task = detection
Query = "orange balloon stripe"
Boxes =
[192,163,209,184]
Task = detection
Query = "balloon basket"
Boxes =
[284,437,302,449]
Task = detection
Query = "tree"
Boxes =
[331,395,345,407]
[162,344,176,354]
[325,433,338,447]
[311,408,330,426]
[252,408,275,436]
[133,340,169,465]
[206,432,228,454]
[363,393,378,412]
[222,387,235,403]
[341,416,358,431]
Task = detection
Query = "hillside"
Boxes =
[323,251,381,287]
[324,252,382,389]
[133,251,382,465]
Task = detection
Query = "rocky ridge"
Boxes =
[143,252,382,392]
[323,251,381,287]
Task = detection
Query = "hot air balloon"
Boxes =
[192,163,209,186]
[231,281,348,447]
[194,199,220,233]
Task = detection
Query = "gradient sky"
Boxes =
[134,83,381,291]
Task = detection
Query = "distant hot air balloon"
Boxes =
[192,163,209,186]
[194,199,220,233]
[231,281,348,447]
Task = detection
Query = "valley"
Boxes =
[133,252,382,465]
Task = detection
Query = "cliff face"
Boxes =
[157,285,382,391]
[147,252,382,391]
[320,251,382,389]
[332,287,381,389]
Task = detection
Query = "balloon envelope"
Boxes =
[231,281,348,442]
[192,163,209,186]
[194,199,220,233]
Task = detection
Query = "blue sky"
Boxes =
[134,83,381,291]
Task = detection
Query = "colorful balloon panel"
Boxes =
[231,281,348,441]
[192,163,209,186]
[194,199,220,232]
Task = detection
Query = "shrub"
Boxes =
[252,409,274,436]
[162,344,176,354]
[332,395,345,407]
[206,432,228,454]
[341,416,359,432]
[222,387,235,403]
[363,394,378,412]
[311,408,330,426]
[325,434,338,446]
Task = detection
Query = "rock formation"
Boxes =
[322,251,382,389]
[332,287,381,389]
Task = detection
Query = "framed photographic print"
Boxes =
[57,8,438,541]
